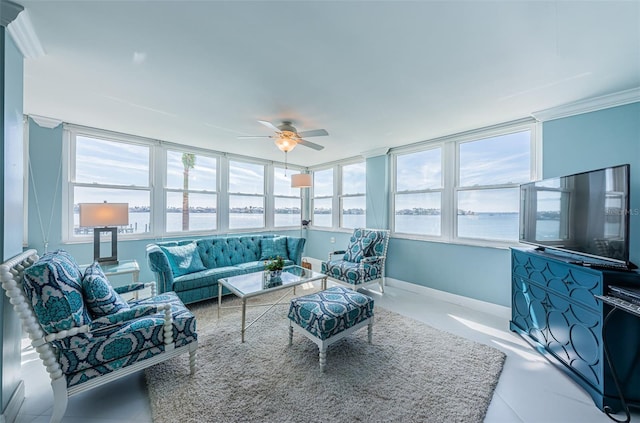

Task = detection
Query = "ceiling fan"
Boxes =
[238,120,328,153]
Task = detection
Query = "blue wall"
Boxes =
[306,102,640,307]
[543,102,640,266]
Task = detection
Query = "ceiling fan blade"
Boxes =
[297,128,329,138]
[297,138,325,151]
[237,135,272,139]
[258,120,280,132]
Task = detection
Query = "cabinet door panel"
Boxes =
[512,276,548,344]
[545,291,603,390]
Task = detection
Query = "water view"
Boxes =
[74,211,559,242]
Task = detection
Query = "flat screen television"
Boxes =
[519,164,634,268]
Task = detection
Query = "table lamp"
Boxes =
[79,202,129,264]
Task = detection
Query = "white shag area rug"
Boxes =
[145,286,505,423]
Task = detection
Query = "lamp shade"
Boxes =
[79,203,129,227]
[291,173,312,188]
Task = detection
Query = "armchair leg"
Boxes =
[189,342,197,375]
[50,377,68,423]
[379,277,385,293]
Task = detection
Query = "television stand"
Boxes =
[510,247,640,413]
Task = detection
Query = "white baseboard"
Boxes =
[1,380,25,423]
[303,256,511,320]
[385,278,511,320]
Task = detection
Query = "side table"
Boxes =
[97,260,140,283]
[80,260,141,299]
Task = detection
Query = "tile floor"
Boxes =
[14,281,640,423]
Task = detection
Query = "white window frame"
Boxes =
[339,160,366,230]
[63,125,154,242]
[163,148,220,235]
[310,165,336,229]
[392,144,444,237]
[227,158,266,232]
[272,166,303,229]
[390,119,539,247]
[310,157,365,232]
[61,124,305,242]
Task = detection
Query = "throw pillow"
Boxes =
[82,263,130,318]
[260,236,289,260]
[160,242,207,277]
[23,250,88,334]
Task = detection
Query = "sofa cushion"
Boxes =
[172,266,245,292]
[236,261,266,274]
[321,259,383,285]
[23,250,89,334]
[160,242,207,277]
[197,239,233,269]
[260,236,289,260]
[82,263,130,318]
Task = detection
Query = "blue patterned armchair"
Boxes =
[0,249,197,423]
[321,228,390,293]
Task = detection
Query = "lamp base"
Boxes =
[93,227,119,265]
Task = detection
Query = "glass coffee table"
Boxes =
[218,265,327,343]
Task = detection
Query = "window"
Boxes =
[70,133,151,237]
[340,162,366,229]
[165,150,217,233]
[65,126,306,240]
[313,168,333,227]
[228,160,265,230]
[273,167,301,227]
[393,124,535,244]
[394,148,442,236]
[457,131,531,241]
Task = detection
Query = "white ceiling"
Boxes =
[17,1,640,167]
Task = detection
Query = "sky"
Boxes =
[74,131,530,213]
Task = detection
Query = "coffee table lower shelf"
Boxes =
[218,266,328,343]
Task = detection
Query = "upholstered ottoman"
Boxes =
[287,286,374,371]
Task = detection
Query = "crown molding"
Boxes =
[0,1,23,27]
[531,87,640,122]
[361,147,389,158]
[7,8,45,59]
[29,114,62,129]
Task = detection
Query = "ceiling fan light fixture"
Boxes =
[275,136,296,153]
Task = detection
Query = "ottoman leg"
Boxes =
[368,320,373,344]
[289,323,293,346]
[319,347,327,372]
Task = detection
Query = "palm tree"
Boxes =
[181,153,196,231]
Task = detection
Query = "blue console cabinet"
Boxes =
[510,248,640,412]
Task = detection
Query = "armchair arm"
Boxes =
[361,255,385,264]
[31,324,91,349]
[89,304,168,331]
[114,281,157,297]
[328,250,346,261]
[146,244,175,293]
[54,303,174,350]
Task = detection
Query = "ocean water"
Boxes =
[75,212,529,241]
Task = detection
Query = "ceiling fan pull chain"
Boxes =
[284,152,288,176]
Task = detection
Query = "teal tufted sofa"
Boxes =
[146,235,306,305]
